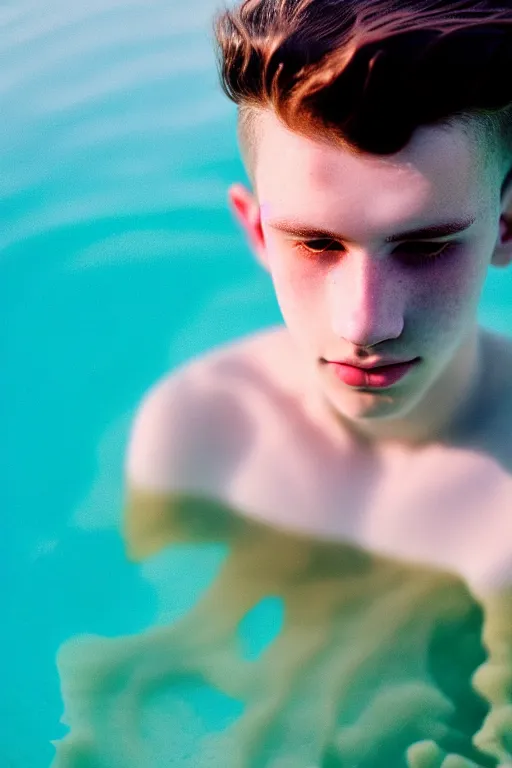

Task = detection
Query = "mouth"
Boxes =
[326,358,420,389]
[327,357,420,370]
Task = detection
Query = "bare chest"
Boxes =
[217,418,512,593]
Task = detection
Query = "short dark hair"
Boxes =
[211,0,512,190]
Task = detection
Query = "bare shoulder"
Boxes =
[125,325,301,493]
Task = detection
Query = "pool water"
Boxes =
[3,2,512,766]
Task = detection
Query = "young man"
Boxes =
[126,0,512,592]
[52,2,512,766]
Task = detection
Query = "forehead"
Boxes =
[255,111,489,231]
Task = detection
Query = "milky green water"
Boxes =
[49,491,512,767]
[3,2,512,766]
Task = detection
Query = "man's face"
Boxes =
[229,111,506,426]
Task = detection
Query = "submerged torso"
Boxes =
[51,324,512,768]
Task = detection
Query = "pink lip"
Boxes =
[332,358,416,369]
[329,359,419,388]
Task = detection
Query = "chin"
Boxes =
[330,388,419,422]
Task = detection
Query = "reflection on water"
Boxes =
[51,490,512,767]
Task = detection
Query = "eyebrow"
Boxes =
[264,215,476,243]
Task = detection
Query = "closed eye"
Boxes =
[393,241,453,258]
[293,239,343,254]
[292,239,457,264]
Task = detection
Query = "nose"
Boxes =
[327,252,405,348]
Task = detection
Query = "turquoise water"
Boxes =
[3,2,512,765]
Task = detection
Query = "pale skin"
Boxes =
[126,110,512,596]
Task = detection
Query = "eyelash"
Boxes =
[291,239,456,266]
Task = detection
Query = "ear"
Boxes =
[491,174,512,268]
[227,183,269,270]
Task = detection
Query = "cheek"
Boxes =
[266,245,307,297]
[268,259,323,329]
[411,254,487,334]
[420,254,484,299]
[275,258,323,301]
